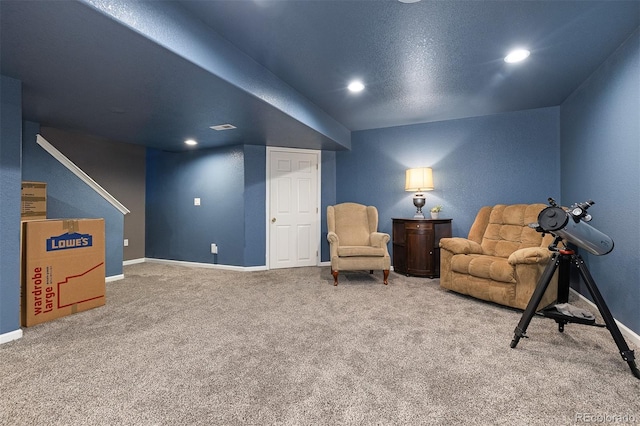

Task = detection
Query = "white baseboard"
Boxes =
[570,288,640,348]
[106,274,124,283]
[134,258,331,271]
[0,328,23,345]
[144,257,268,272]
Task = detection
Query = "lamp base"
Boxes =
[413,193,426,219]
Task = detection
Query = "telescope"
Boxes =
[513,197,639,379]
[534,198,614,256]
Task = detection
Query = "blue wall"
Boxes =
[0,75,22,336]
[320,150,337,262]
[337,107,561,248]
[146,145,250,266]
[560,29,639,334]
[146,145,339,266]
[243,145,267,267]
[21,122,124,278]
[146,145,336,267]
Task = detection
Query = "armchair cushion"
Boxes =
[338,246,388,257]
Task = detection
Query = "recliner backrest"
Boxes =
[469,204,549,257]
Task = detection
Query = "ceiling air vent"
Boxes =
[210,124,237,131]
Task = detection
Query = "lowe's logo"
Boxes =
[46,232,93,251]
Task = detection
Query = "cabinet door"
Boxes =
[392,220,407,274]
[406,222,434,276]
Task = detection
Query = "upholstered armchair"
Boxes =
[327,203,391,286]
[439,204,558,310]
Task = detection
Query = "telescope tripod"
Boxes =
[510,245,640,379]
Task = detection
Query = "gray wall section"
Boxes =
[560,29,640,335]
[39,127,145,261]
[21,122,124,278]
[0,75,22,335]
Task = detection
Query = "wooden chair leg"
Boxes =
[383,269,389,285]
[332,270,339,286]
[369,270,374,274]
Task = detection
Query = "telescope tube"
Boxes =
[537,206,614,256]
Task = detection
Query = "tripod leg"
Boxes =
[557,252,571,304]
[511,252,560,348]
[575,255,640,379]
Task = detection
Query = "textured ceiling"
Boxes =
[182,0,640,130]
[1,0,638,151]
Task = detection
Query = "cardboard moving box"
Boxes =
[21,181,47,220]
[21,219,106,327]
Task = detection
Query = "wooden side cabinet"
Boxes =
[392,218,452,278]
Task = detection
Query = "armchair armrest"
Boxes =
[439,237,483,255]
[327,231,339,245]
[327,231,339,259]
[508,247,552,265]
[370,232,390,247]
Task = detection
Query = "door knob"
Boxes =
[271,218,276,223]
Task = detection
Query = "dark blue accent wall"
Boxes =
[21,122,124,278]
[560,29,639,335]
[146,145,249,266]
[321,151,337,262]
[244,145,267,267]
[338,107,561,250]
[0,75,22,336]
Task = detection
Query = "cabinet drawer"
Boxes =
[404,222,433,231]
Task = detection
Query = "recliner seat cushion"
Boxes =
[451,254,515,283]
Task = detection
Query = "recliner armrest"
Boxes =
[508,247,551,265]
[439,237,483,255]
[370,232,390,247]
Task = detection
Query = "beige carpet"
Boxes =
[1,263,639,425]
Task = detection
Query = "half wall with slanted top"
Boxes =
[21,123,128,278]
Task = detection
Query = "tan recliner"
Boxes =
[439,204,557,310]
[327,203,391,286]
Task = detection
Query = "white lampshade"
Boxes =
[405,167,434,192]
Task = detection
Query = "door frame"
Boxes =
[265,146,322,270]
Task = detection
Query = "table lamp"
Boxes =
[405,167,434,218]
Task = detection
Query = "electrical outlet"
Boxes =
[194,198,201,206]
[211,243,218,254]
[123,239,129,247]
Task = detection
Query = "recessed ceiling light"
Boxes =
[210,124,237,131]
[184,139,198,146]
[348,81,365,93]
[398,0,421,3]
[504,49,530,63]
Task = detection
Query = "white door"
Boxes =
[267,148,320,269]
